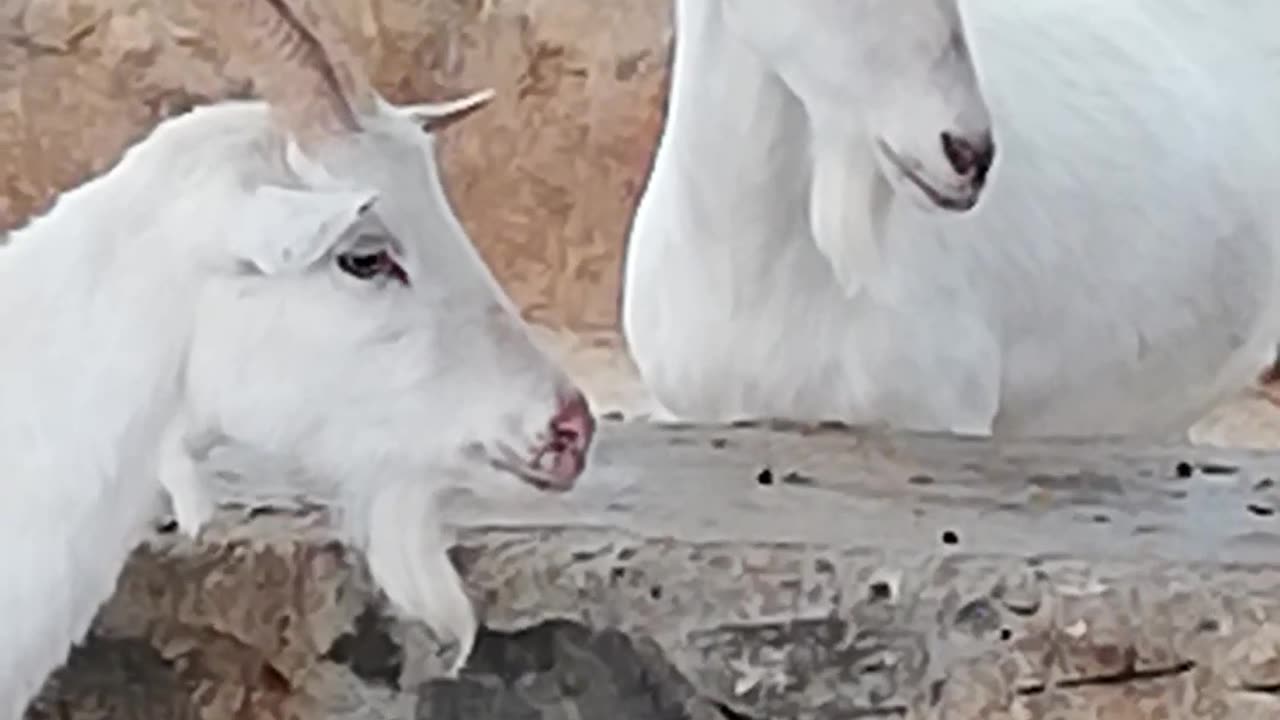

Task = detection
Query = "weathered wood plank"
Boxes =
[32,420,1280,719]
[450,419,1280,565]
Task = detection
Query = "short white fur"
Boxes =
[0,89,584,716]
[623,0,1280,437]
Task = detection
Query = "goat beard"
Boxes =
[361,478,478,677]
[192,445,480,676]
[808,134,893,300]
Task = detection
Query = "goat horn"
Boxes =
[210,0,376,138]
[397,88,497,133]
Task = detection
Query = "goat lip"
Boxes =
[875,140,980,213]
[487,449,578,493]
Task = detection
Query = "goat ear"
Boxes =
[396,88,496,134]
[231,185,378,275]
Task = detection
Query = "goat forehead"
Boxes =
[306,127,493,278]
[320,128,437,190]
[314,130,455,230]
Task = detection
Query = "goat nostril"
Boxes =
[941,130,995,181]
[940,131,974,175]
[550,390,595,453]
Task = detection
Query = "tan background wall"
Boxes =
[0,0,673,332]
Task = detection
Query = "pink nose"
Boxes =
[532,389,595,490]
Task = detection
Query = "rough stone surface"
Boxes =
[0,0,672,331]
[25,420,1280,719]
[8,3,1280,716]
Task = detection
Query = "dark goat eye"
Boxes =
[336,250,404,283]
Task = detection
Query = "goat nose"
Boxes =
[539,389,595,488]
[940,130,996,182]
[551,389,595,454]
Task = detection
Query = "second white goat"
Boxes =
[623,0,1280,437]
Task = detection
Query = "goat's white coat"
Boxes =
[0,95,580,716]
[623,0,1280,437]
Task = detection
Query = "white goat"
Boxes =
[0,1,596,715]
[622,0,1280,438]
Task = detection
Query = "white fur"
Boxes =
[0,95,585,715]
[622,0,1280,437]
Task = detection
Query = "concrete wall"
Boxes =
[28,421,1280,719]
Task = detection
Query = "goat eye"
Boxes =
[336,250,402,282]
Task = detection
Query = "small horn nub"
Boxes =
[204,0,376,140]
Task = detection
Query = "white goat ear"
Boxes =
[397,88,496,134]
[231,185,378,275]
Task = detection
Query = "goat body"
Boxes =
[0,108,220,715]
[622,0,1280,437]
[0,89,593,715]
